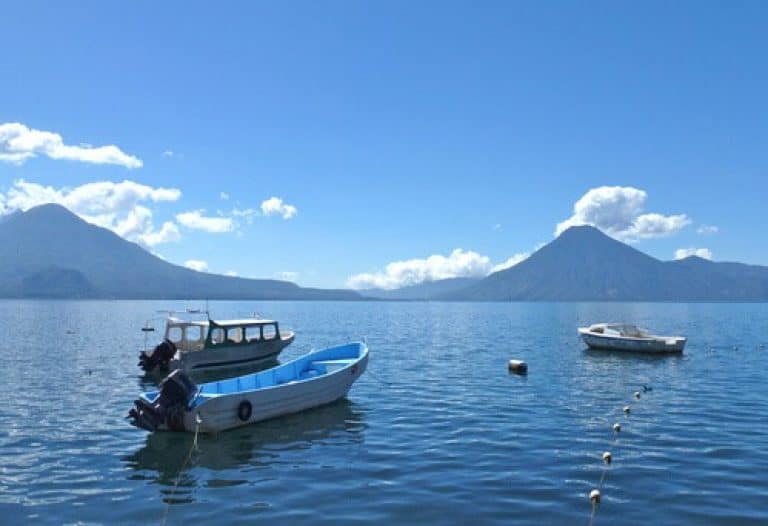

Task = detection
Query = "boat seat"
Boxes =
[310,359,356,367]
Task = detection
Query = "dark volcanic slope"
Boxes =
[446,225,768,301]
[0,204,360,300]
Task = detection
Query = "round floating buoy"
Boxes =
[237,400,253,421]
[602,451,612,464]
[623,405,631,414]
[613,423,621,433]
[634,391,641,399]
[589,489,601,504]
[508,359,528,375]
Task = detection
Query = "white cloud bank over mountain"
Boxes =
[184,259,209,272]
[347,248,530,290]
[674,247,713,260]
[0,179,181,247]
[556,186,690,241]
[0,122,142,169]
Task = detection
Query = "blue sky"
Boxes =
[1,1,766,288]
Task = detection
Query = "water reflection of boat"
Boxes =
[122,399,365,483]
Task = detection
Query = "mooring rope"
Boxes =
[160,419,201,526]
[587,387,647,526]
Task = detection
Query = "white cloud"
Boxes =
[348,249,494,290]
[0,122,142,168]
[224,270,238,277]
[176,209,234,233]
[220,192,230,200]
[697,225,719,235]
[0,179,182,247]
[490,252,529,273]
[555,186,690,241]
[231,207,258,224]
[674,248,713,260]
[261,197,297,219]
[141,221,181,246]
[278,271,299,282]
[162,150,174,157]
[184,259,209,272]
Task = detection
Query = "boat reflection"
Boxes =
[123,399,366,488]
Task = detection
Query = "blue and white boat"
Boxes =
[578,323,686,353]
[129,342,368,433]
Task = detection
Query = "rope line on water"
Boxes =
[160,418,201,526]
[587,386,649,526]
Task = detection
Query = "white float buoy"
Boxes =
[613,423,621,433]
[508,359,528,375]
[602,451,612,464]
[634,391,641,399]
[589,489,601,504]
[623,405,631,414]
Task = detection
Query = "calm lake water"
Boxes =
[0,300,767,525]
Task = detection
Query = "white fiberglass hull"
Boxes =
[579,329,686,353]
[187,354,367,433]
[171,333,294,373]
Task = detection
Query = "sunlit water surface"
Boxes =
[0,301,766,525]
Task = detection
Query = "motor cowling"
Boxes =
[128,369,197,431]
[138,339,177,372]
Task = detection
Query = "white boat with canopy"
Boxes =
[578,323,686,353]
[139,315,294,374]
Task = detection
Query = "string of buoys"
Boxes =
[587,386,649,526]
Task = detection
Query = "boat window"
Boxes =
[245,326,260,341]
[262,324,276,340]
[167,326,183,343]
[186,325,203,342]
[210,327,225,345]
[227,327,244,344]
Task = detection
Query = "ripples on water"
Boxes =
[0,300,766,525]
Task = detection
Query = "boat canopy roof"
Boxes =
[166,317,277,328]
[208,318,277,327]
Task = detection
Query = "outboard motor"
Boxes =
[138,339,177,373]
[128,370,197,431]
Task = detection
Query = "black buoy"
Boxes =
[507,359,528,375]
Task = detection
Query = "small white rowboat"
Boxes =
[129,342,368,433]
[578,323,686,353]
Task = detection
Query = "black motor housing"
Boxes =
[128,369,198,431]
[138,339,177,372]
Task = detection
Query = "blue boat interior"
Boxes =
[142,342,366,408]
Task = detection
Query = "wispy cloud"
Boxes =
[184,259,209,272]
[674,247,713,260]
[556,186,689,241]
[261,197,297,219]
[0,179,181,247]
[176,209,234,233]
[697,225,719,235]
[490,252,529,273]
[0,122,142,168]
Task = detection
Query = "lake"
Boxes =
[0,300,766,525]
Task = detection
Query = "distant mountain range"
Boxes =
[361,277,480,300]
[0,204,361,300]
[2,204,767,301]
[361,225,768,301]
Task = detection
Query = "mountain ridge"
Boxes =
[0,204,361,300]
